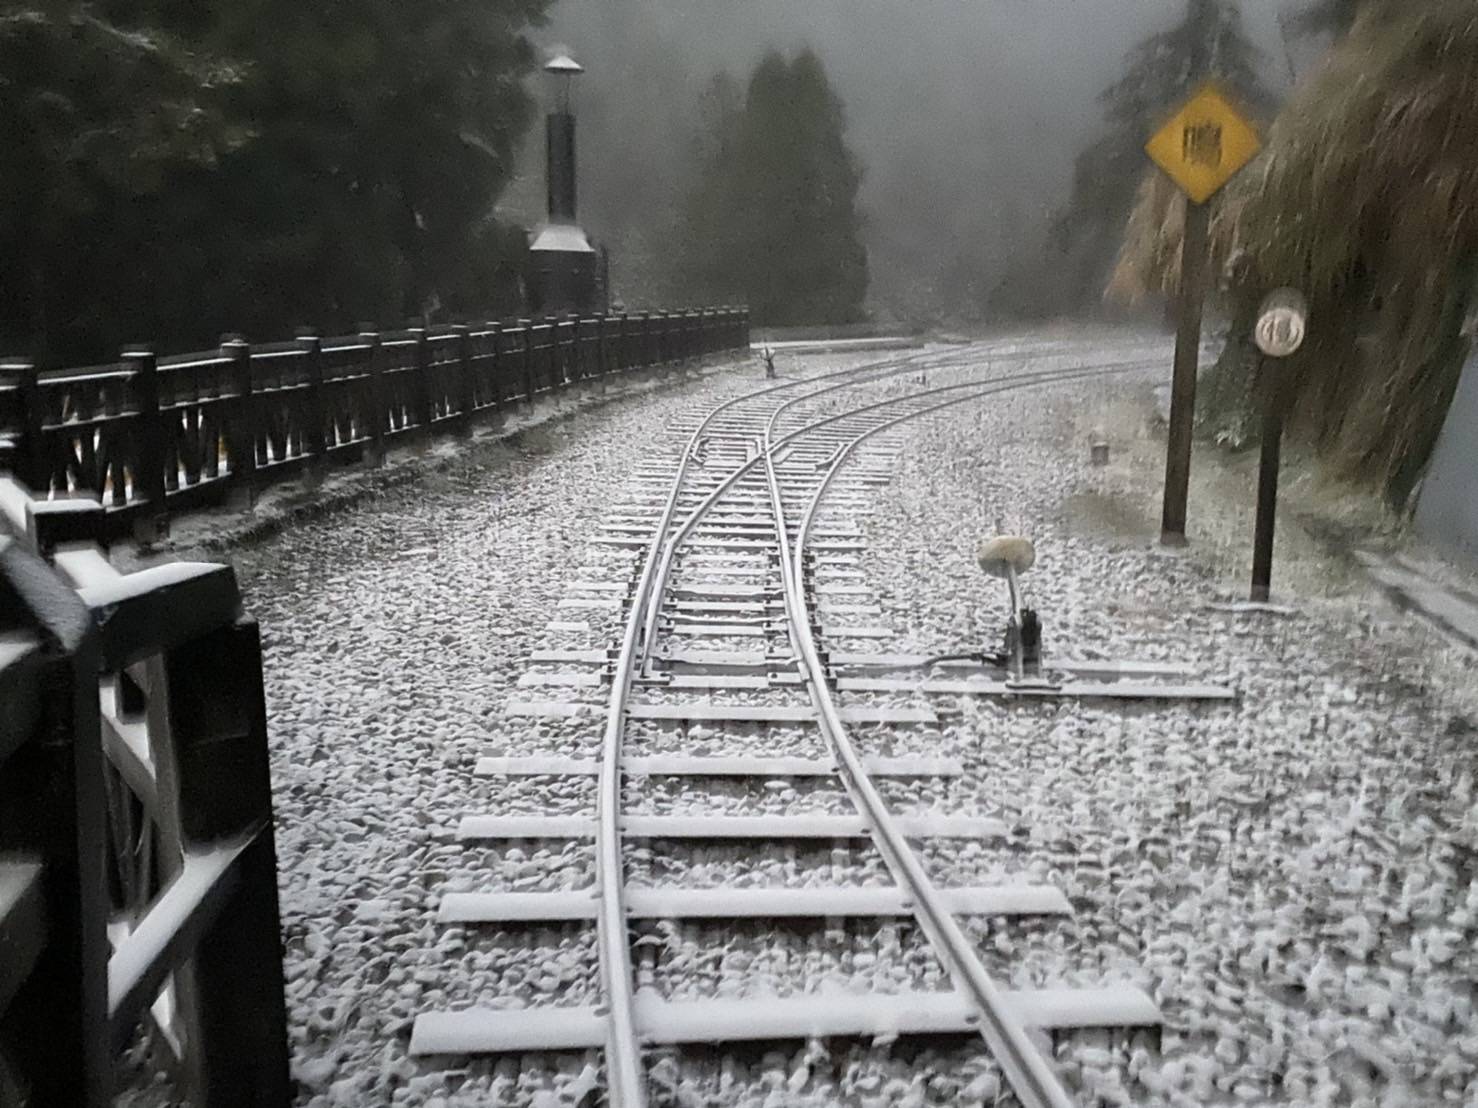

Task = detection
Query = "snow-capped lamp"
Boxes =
[527,52,599,316]
[545,52,582,115]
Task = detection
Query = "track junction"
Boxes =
[407,342,1236,1106]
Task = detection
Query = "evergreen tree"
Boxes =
[990,0,1272,320]
[681,49,868,327]
[194,0,551,333]
[0,0,552,365]
[0,3,246,362]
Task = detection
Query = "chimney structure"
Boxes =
[526,53,598,316]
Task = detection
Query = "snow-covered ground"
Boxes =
[861,371,1478,1106]
[130,329,1478,1106]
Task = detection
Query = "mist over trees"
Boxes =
[539,1,1254,325]
[1,0,1318,362]
[679,50,868,327]
[0,0,552,365]
[990,0,1275,321]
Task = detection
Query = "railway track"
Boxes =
[410,342,1235,1105]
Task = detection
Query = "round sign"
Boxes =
[1254,288,1308,358]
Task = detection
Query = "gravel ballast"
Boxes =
[127,328,1478,1107]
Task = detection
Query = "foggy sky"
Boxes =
[521,1,1310,321]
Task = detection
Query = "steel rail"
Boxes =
[596,351,1160,1104]
[634,335,1174,665]
[632,344,994,668]
[762,372,1147,1108]
[631,340,1171,670]
[590,341,977,1106]
[639,354,1165,675]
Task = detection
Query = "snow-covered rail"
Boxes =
[411,343,1233,1104]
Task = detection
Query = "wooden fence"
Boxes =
[0,307,749,544]
[1,480,290,1106]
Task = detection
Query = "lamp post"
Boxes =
[546,53,582,111]
[527,52,597,316]
[543,54,584,225]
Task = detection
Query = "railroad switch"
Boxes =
[916,536,1051,684]
[976,536,1045,683]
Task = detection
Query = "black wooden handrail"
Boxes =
[1,491,291,1106]
[0,306,750,545]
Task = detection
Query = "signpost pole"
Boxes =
[1247,287,1307,602]
[1160,199,1210,546]
[1145,80,1261,547]
[1249,359,1282,602]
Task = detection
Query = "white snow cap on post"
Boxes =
[976,536,1036,578]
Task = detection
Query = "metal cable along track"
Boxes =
[410,342,1231,1105]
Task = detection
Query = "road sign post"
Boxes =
[1145,83,1262,546]
[1248,289,1308,602]
[1160,201,1209,546]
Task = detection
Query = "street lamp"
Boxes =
[545,53,583,115]
[528,50,596,316]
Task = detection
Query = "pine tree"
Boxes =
[185,0,553,334]
[681,49,868,327]
[0,0,553,364]
[0,3,245,362]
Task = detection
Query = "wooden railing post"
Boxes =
[593,315,609,395]
[125,348,169,545]
[483,323,504,427]
[6,358,47,494]
[408,328,433,431]
[160,617,291,1105]
[519,321,536,406]
[569,316,583,385]
[295,333,326,485]
[0,540,110,1107]
[358,330,386,466]
[222,339,255,507]
[453,324,475,428]
[543,316,562,388]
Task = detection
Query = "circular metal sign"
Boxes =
[1254,288,1308,358]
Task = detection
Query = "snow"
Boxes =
[107,327,1478,1106]
[528,223,595,255]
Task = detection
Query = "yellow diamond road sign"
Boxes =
[1146,83,1261,204]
